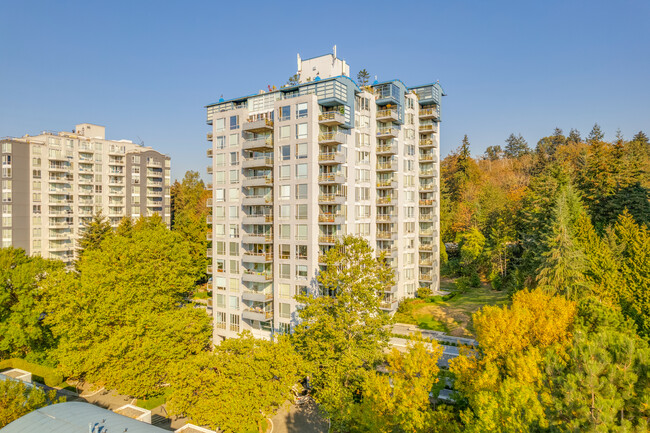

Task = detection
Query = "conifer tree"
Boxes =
[356,69,370,86]
[77,210,112,256]
[567,128,582,144]
[587,123,605,143]
[504,133,530,158]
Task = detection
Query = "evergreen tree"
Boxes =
[286,73,299,86]
[587,123,605,143]
[77,210,112,256]
[536,184,591,299]
[631,130,648,146]
[484,145,503,161]
[504,133,530,158]
[567,128,582,145]
[356,69,370,86]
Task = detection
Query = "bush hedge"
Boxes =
[0,358,64,387]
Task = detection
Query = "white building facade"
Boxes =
[0,123,171,263]
[206,53,443,341]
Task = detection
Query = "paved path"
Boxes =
[270,400,328,433]
[392,323,478,347]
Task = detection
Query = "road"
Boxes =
[392,323,478,347]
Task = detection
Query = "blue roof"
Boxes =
[0,402,169,433]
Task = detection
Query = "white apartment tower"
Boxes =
[0,124,171,263]
[206,52,443,341]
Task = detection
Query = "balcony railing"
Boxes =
[376,162,396,171]
[318,213,343,223]
[419,107,439,119]
[318,235,340,244]
[419,124,437,133]
[376,179,395,188]
[318,131,346,144]
[419,138,434,147]
[318,111,345,125]
[376,214,396,222]
[377,127,399,137]
[419,199,434,206]
[318,173,345,183]
[243,252,273,261]
[376,196,394,204]
[318,193,345,203]
[244,269,273,280]
[318,152,343,162]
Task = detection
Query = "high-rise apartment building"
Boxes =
[0,123,171,263]
[206,52,443,341]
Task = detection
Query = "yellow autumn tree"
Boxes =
[451,289,576,433]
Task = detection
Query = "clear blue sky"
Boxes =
[1,0,648,181]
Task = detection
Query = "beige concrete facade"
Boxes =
[0,124,171,263]
[206,53,443,341]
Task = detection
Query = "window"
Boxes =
[2,155,11,165]
[215,153,225,166]
[355,187,370,201]
[279,204,290,219]
[229,169,239,183]
[356,223,371,236]
[279,303,291,319]
[32,157,41,167]
[296,164,307,179]
[229,224,239,238]
[215,118,225,132]
[356,205,371,218]
[214,224,225,236]
[215,171,225,184]
[296,224,307,240]
[356,133,370,148]
[215,241,226,255]
[296,143,307,159]
[280,125,290,139]
[216,294,226,308]
[279,264,290,279]
[229,115,239,130]
[296,184,307,199]
[279,283,291,299]
[281,145,290,160]
[279,224,290,239]
[279,165,290,180]
[280,185,290,200]
[215,312,226,329]
[215,259,225,272]
[296,123,307,139]
[296,245,307,260]
[279,322,291,334]
[229,295,239,310]
[296,102,308,118]
[229,206,238,219]
[229,188,239,201]
[230,152,239,165]
[296,265,308,279]
[229,242,238,256]
[279,106,290,121]
[215,188,225,202]
[230,259,239,273]
[229,134,239,147]
[279,244,290,260]
[214,206,225,219]
[32,170,41,179]
[2,142,11,153]
[230,314,240,332]
[357,151,370,164]
[215,136,225,149]
[296,204,307,220]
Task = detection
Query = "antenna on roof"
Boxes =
[136,136,144,146]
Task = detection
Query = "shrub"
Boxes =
[417,286,432,299]
[0,358,64,387]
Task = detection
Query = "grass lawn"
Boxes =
[394,281,510,337]
[136,388,172,410]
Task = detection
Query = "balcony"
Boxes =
[419,123,438,133]
[419,184,436,192]
[419,138,435,148]
[376,144,397,155]
[377,231,398,240]
[376,214,396,222]
[419,154,437,163]
[242,156,273,169]
[318,213,345,224]
[420,229,437,238]
[419,258,434,267]
[419,214,435,222]
[318,235,340,245]
[419,273,434,282]
[242,233,273,244]
[207,132,213,141]
[419,199,435,207]
[206,215,213,225]
[376,109,399,122]
[318,173,345,184]
[207,166,213,175]
[376,127,399,139]
[242,214,273,224]
[242,290,274,303]
[318,152,345,165]
[207,148,213,157]
[419,107,439,120]
[243,118,274,133]
[242,194,272,206]
[242,309,274,322]
[206,248,213,258]
[206,183,213,190]
[419,169,436,178]
[318,193,346,204]
[318,131,346,145]
[419,244,437,252]
[376,161,397,172]
[242,175,273,187]
[376,179,397,189]
[318,111,345,126]
[242,270,273,283]
[242,136,273,151]
[206,198,213,207]
[380,299,398,311]
[376,196,395,205]
[243,252,273,263]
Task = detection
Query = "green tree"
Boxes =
[631,130,648,146]
[0,248,63,362]
[587,123,605,143]
[351,337,451,433]
[167,332,303,433]
[77,210,112,256]
[43,216,211,398]
[567,128,582,145]
[287,73,300,86]
[504,133,530,158]
[0,379,64,427]
[457,227,486,281]
[356,69,370,86]
[484,145,503,161]
[170,171,209,282]
[487,217,515,287]
[293,236,393,432]
[536,184,591,299]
